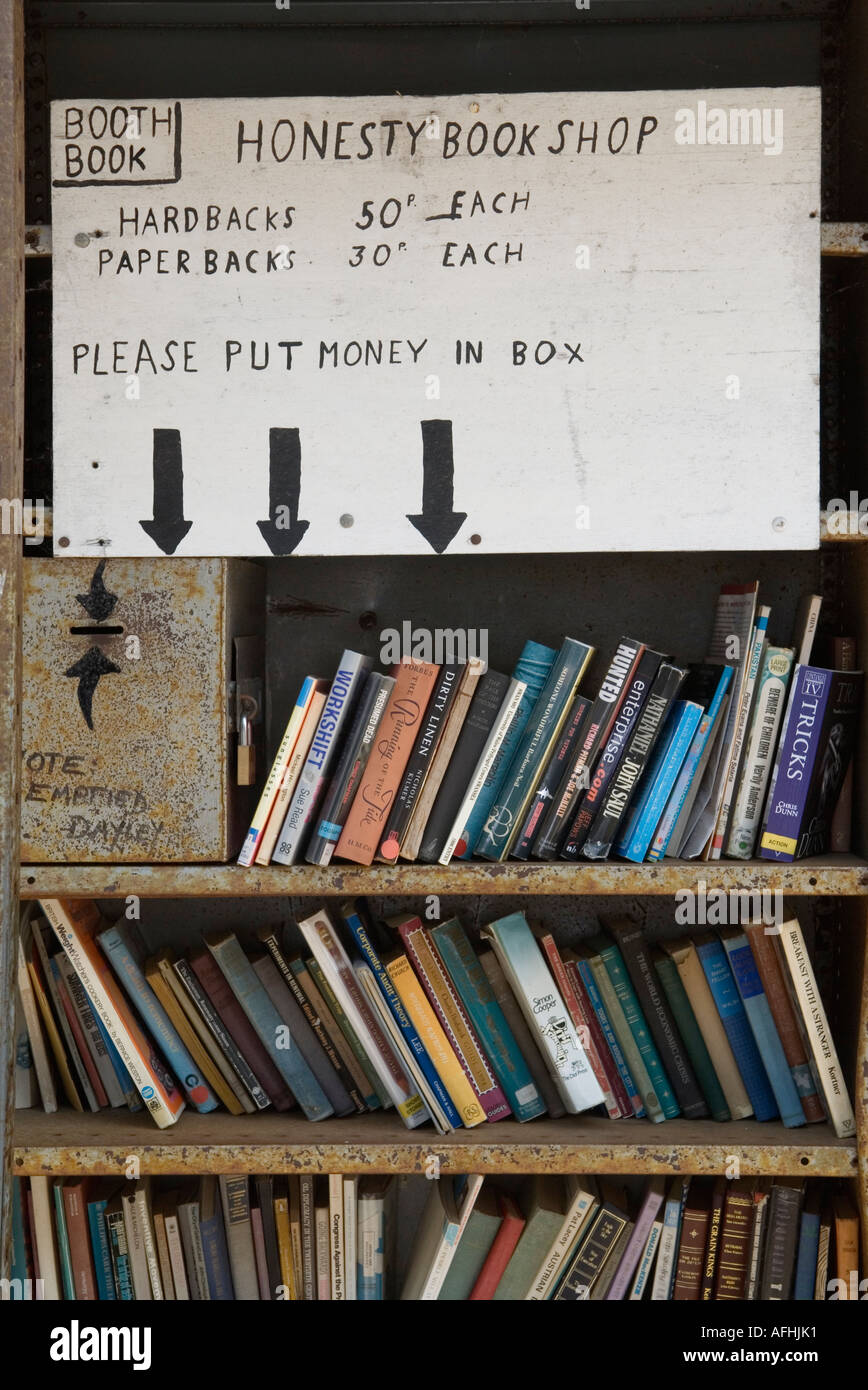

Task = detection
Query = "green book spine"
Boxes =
[653,953,731,1122]
[53,1182,75,1300]
[437,1199,502,1301]
[305,958,390,1111]
[593,939,680,1119]
[587,955,664,1124]
[493,1203,565,1301]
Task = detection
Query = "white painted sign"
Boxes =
[50,89,821,556]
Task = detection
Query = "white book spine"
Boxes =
[777,919,856,1138]
[711,610,769,856]
[726,647,794,859]
[358,1195,385,1298]
[526,1189,597,1300]
[329,1174,345,1301]
[315,1204,331,1300]
[164,1214,189,1300]
[418,1176,485,1301]
[439,677,527,864]
[135,1188,164,1299]
[237,679,314,865]
[122,1191,152,1301]
[649,1207,679,1300]
[629,1219,663,1300]
[29,1177,61,1300]
[342,1178,358,1301]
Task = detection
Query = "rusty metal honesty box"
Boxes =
[21,558,265,862]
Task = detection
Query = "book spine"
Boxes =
[272,652,372,864]
[776,920,856,1138]
[695,937,778,1121]
[574,957,643,1117]
[721,935,806,1127]
[672,1198,711,1300]
[616,701,703,862]
[177,1206,209,1301]
[63,1183,97,1299]
[711,608,770,855]
[400,658,486,860]
[105,1210,134,1300]
[254,691,327,866]
[760,665,832,860]
[629,1220,663,1300]
[443,677,528,864]
[540,935,621,1118]
[726,647,794,859]
[714,1187,753,1299]
[305,672,395,866]
[357,1195,385,1301]
[606,1184,665,1301]
[378,665,463,861]
[525,1189,598,1300]
[134,1189,163,1300]
[91,1013,141,1112]
[177,956,273,1110]
[598,941,680,1118]
[760,1186,803,1300]
[49,958,103,1109]
[587,955,663,1122]
[253,956,355,1119]
[650,1188,686,1300]
[566,957,635,1118]
[290,959,380,1111]
[328,1174,345,1301]
[743,922,825,1124]
[299,1177,316,1300]
[55,953,123,1107]
[554,1205,630,1300]
[511,693,590,859]
[219,1177,259,1301]
[238,675,316,865]
[164,1214,189,1300]
[650,668,733,861]
[700,1180,726,1301]
[793,1210,820,1301]
[305,958,387,1109]
[87,1199,116,1300]
[652,953,731,1122]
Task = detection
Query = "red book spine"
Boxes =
[55,975,109,1107]
[189,948,295,1112]
[62,1181,97,1299]
[539,934,621,1118]
[565,957,632,1118]
[469,1197,526,1300]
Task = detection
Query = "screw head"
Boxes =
[74,232,90,248]
[772,516,786,531]
[339,513,354,528]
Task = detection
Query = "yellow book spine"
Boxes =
[386,955,485,1128]
[274,1195,297,1300]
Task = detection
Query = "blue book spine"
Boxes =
[431,918,548,1122]
[760,664,830,862]
[722,935,805,1128]
[357,1197,385,1300]
[11,1179,28,1289]
[647,668,733,862]
[341,907,462,1128]
[53,1183,75,1300]
[695,937,778,1120]
[575,958,644,1117]
[793,1208,821,1300]
[660,1191,685,1300]
[99,924,219,1114]
[106,1212,135,1300]
[458,640,556,858]
[599,941,680,1119]
[200,1214,235,1300]
[207,934,333,1121]
[617,701,704,862]
[87,1198,117,1299]
[93,1010,143,1112]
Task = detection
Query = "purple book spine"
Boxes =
[605,1184,665,1301]
[760,665,830,861]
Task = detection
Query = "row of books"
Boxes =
[238,586,861,869]
[17,897,855,1138]
[10,1172,861,1302]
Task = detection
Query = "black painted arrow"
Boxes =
[256,428,310,555]
[139,429,193,554]
[406,419,467,554]
[76,559,117,622]
[65,646,120,731]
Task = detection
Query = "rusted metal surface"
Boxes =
[0,0,24,1283]
[820,510,868,543]
[19,857,868,899]
[23,224,50,258]
[820,222,868,257]
[12,1111,858,1178]
[21,558,263,863]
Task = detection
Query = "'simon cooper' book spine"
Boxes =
[511,693,591,860]
[560,648,664,859]
[416,668,510,864]
[775,918,856,1138]
[694,934,777,1121]
[478,950,566,1120]
[759,1182,804,1300]
[273,651,372,865]
[725,646,794,859]
[305,672,395,866]
[335,658,440,865]
[606,919,707,1118]
[175,952,274,1111]
[579,664,687,861]
[204,932,334,1121]
[378,665,464,861]
[539,933,623,1119]
[431,916,547,1122]
[532,637,646,860]
[720,931,805,1128]
[743,922,825,1124]
[475,636,595,861]
[480,912,604,1115]
[400,658,485,861]
[40,898,184,1129]
[396,915,512,1121]
[238,675,320,866]
[457,640,556,859]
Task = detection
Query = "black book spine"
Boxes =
[759,1184,803,1300]
[609,921,708,1118]
[532,637,646,860]
[416,669,509,864]
[561,649,665,858]
[305,671,395,866]
[579,663,687,861]
[796,670,863,858]
[554,1205,629,1300]
[511,695,591,860]
[378,664,463,861]
[172,958,271,1110]
[254,1176,282,1300]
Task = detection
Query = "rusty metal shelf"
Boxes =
[19,856,868,899]
[13,1109,857,1178]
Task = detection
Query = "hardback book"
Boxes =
[431,916,547,1122]
[32,921,98,1111]
[238,674,325,865]
[297,907,428,1128]
[539,933,623,1119]
[760,664,862,861]
[357,1176,391,1301]
[744,923,824,1123]
[605,1176,666,1301]
[176,1185,209,1301]
[775,917,856,1138]
[378,664,465,862]
[652,949,731,1122]
[86,1183,118,1301]
[99,919,220,1113]
[298,1176,315,1301]
[829,634,857,852]
[616,699,704,863]
[328,1173,345,1301]
[54,950,124,1108]
[512,692,591,860]
[219,1176,259,1300]
[650,664,732,861]
[355,962,449,1132]
[605,918,707,1118]
[304,956,388,1110]
[48,953,105,1109]
[588,933,680,1119]
[713,1177,753,1300]
[525,1176,600,1301]
[198,1177,233,1301]
[814,1202,832,1301]
[53,1179,75,1299]
[257,925,367,1114]
[156,1190,189,1301]
[418,669,516,863]
[40,899,184,1129]
[580,664,688,860]
[335,658,440,865]
[120,1184,154,1301]
[480,913,604,1115]
[560,648,665,859]
[700,1177,726,1301]
[694,932,778,1121]
[394,914,511,1122]
[759,1180,804,1300]
[306,671,395,866]
[532,637,646,860]
[456,639,556,859]
[591,1212,635,1302]
[793,1189,821,1301]
[493,1176,571,1302]
[273,652,372,864]
[562,955,633,1118]
[570,952,644,1117]
[476,636,596,861]
[205,932,334,1121]
[832,1194,860,1297]
[145,952,246,1116]
[745,1180,771,1300]
[660,938,753,1120]
[314,1180,330,1300]
[672,1179,714,1300]
[719,928,806,1127]
[16,924,58,1113]
[62,1178,97,1299]
[288,956,379,1111]
[341,900,463,1127]
[629,1215,664,1301]
[469,1195,526,1300]
[400,1175,484,1301]
[29,1177,63,1300]
[343,1176,358,1301]
[437,1185,503,1301]
[253,954,356,1118]
[254,685,328,866]
[180,949,279,1111]
[250,1205,270,1300]
[272,1178,297,1301]
[709,605,771,857]
[793,592,822,664]
[478,949,566,1121]
[553,1187,631,1301]
[104,1195,134,1301]
[400,658,486,860]
[578,943,664,1123]
[151,1197,176,1301]
[25,940,82,1112]
[726,645,794,859]
[650,1177,690,1301]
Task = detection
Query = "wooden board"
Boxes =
[50,88,820,556]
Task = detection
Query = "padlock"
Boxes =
[237,705,256,787]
